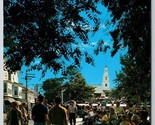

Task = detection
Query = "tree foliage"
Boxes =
[63,73,95,102]
[103,0,151,57]
[62,65,95,102]
[42,71,95,103]
[42,78,64,103]
[114,54,151,103]
[62,65,80,83]
[101,0,151,103]
[4,0,105,74]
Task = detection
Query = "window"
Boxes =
[4,83,7,93]
[105,84,107,87]
[14,86,18,96]
[8,73,11,81]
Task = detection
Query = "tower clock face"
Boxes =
[105,77,107,80]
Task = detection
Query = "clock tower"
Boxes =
[102,66,110,90]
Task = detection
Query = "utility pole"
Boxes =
[61,89,66,104]
[25,70,35,112]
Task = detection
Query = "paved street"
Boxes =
[28,118,83,125]
[4,113,83,125]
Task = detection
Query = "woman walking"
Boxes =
[6,101,23,125]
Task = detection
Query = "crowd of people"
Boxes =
[81,101,150,125]
[4,94,151,125]
[4,94,78,125]
[4,101,30,125]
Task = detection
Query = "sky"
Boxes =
[18,4,127,90]
[18,49,125,90]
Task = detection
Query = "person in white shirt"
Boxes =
[68,100,77,125]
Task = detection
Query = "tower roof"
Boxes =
[94,86,105,94]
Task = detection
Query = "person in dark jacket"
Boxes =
[32,94,49,125]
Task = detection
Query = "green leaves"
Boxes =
[4,0,101,74]
[103,0,151,104]
[42,71,95,103]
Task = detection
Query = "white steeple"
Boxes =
[102,66,110,90]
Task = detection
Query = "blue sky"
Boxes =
[18,52,125,90]
[18,4,127,90]
[18,48,126,90]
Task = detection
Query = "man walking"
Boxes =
[48,96,68,125]
[68,100,77,125]
[32,94,49,125]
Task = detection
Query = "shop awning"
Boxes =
[16,101,21,105]
[4,98,22,105]
[4,98,15,103]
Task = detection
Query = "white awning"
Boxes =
[16,101,21,105]
[4,98,15,103]
[77,103,89,106]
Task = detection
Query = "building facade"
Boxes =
[3,66,37,112]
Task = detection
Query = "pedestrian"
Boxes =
[114,101,124,124]
[114,101,124,115]
[84,108,95,125]
[32,94,49,125]
[44,99,51,110]
[20,102,29,125]
[101,111,108,125]
[131,113,141,125]
[5,101,23,125]
[68,100,78,125]
[127,112,135,125]
[120,114,131,125]
[108,107,118,125]
[48,96,68,125]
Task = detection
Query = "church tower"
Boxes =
[102,66,110,90]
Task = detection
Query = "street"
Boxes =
[3,112,83,125]
[4,118,83,125]
[28,118,83,125]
